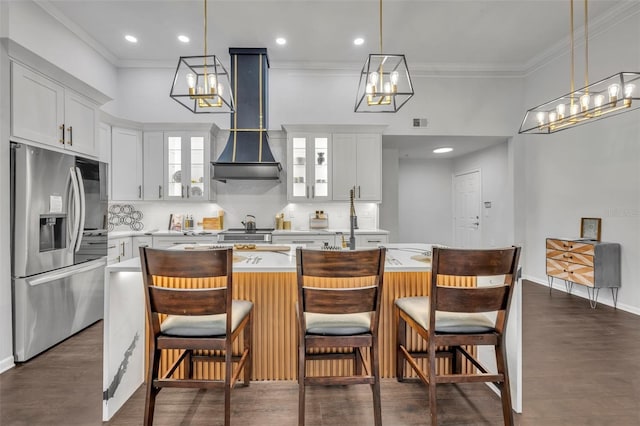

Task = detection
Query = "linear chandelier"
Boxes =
[170,0,234,113]
[354,0,414,113]
[519,0,640,134]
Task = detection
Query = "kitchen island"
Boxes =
[102,244,521,420]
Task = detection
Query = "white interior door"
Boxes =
[453,170,481,248]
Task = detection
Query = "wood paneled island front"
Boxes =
[102,244,521,420]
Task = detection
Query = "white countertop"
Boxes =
[105,243,431,273]
[109,229,388,239]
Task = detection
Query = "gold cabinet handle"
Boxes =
[67,126,73,145]
[59,124,65,144]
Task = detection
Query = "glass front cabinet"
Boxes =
[288,133,332,202]
[164,131,210,201]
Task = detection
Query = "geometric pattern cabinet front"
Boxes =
[546,238,621,308]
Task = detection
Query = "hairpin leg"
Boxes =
[564,280,574,294]
[547,275,554,293]
[610,288,619,309]
[586,287,600,309]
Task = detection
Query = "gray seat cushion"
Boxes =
[395,296,495,334]
[160,299,253,337]
[305,312,372,336]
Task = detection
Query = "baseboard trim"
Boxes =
[524,275,640,316]
[0,355,15,374]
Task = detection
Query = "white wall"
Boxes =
[380,148,400,241]
[6,0,117,103]
[398,158,453,244]
[516,11,640,312]
[0,4,15,373]
[453,142,511,248]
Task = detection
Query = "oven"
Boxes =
[217,228,273,244]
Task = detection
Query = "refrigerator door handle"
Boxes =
[74,166,86,253]
[67,167,81,253]
[27,258,106,287]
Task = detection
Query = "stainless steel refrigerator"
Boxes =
[10,142,108,362]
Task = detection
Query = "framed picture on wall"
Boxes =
[580,217,601,241]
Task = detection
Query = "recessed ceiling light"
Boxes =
[276,37,286,45]
[178,35,190,43]
[124,34,138,43]
[433,147,453,154]
[354,37,365,46]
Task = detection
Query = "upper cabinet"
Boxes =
[143,132,164,201]
[164,131,210,202]
[332,133,382,202]
[111,127,143,201]
[11,61,98,157]
[287,133,332,202]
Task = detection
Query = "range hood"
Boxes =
[212,48,282,182]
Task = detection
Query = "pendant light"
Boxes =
[519,0,640,134]
[170,0,234,113]
[354,0,414,113]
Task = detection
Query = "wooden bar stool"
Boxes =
[395,246,521,425]
[296,247,386,426]
[139,247,253,426]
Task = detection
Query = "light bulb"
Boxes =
[570,103,579,116]
[186,73,196,89]
[390,71,399,85]
[580,93,590,112]
[366,83,374,94]
[536,111,546,126]
[549,111,557,123]
[556,103,566,119]
[217,83,224,97]
[624,83,635,98]
[207,74,217,93]
[368,71,379,86]
[623,83,635,107]
[594,94,604,108]
[608,83,620,106]
[383,82,392,94]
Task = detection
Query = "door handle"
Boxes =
[59,124,65,144]
[472,222,480,226]
[138,185,142,199]
[67,126,73,145]
[158,185,162,199]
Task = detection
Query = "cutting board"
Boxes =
[410,254,431,263]
[233,245,291,252]
[201,217,221,230]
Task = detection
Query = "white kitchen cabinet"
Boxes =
[11,61,98,157]
[143,132,165,201]
[287,133,332,202]
[111,127,143,201]
[356,233,389,248]
[332,133,382,202]
[152,235,217,249]
[164,132,210,202]
[272,234,335,249]
[132,236,153,256]
[108,237,132,264]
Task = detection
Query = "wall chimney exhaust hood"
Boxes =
[212,48,282,182]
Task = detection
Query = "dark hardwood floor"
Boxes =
[1,281,640,425]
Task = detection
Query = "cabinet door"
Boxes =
[11,61,64,148]
[132,236,152,255]
[288,134,331,202]
[64,90,98,157]
[143,132,165,200]
[107,237,132,264]
[356,233,388,248]
[164,132,209,201]
[355,134,381,201]
[332,133,381,202]
[331,134,357,201]
[111,127,143,201]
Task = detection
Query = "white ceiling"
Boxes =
[33,0,638,158]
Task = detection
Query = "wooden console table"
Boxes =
[545,238,621,308]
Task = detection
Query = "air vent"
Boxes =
[412,118,428,128]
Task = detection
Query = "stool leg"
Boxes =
[244,311,253,386]
[298,342,306,426]
[371,339,382,426]
[396,309,406,381]
[428,342,438,426]
[144,347,161,426]
[496,343,514,426]
[224,341,232,426]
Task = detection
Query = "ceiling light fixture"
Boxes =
[169,0,234,113]
[178,35,190,43]
[354,0,414,113]
[354,37,365,46]
[124,34,138,43]
[433,147,453,154]
[276,37,287,45]
[519,0,640,134]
